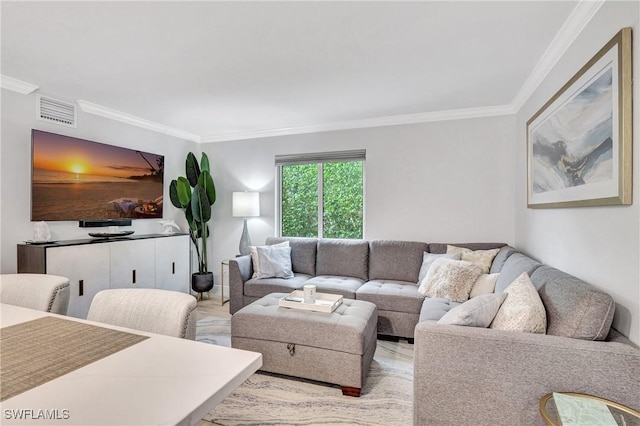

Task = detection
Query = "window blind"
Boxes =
[275,149,366,166]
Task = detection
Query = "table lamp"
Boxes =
[233,192,260,255]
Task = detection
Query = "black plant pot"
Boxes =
[192,272,214,293]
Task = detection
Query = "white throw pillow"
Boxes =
[417,252,462,283]
[446,245,501,274]
[490,272,547,334]
[418,258,483,303]
[250,241,289,278]
[470,273,500,298]
[256,245,294,279]
[438,292,507,327]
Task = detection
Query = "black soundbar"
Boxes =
[79,219,132,228]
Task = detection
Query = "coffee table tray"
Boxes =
[279,290,343,313]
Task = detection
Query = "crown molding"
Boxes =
[0,75,39,95]
[201,104,515,143]
[511,0,606,112]
[11,1,601,144]
[76,100,201,143]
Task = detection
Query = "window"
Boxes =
[277,150,365,239]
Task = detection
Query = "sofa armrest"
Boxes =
[229,255,252,314]
[414,322,640,426]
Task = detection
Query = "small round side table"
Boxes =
[540,392,640,426]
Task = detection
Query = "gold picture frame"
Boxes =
[527,27,632,208]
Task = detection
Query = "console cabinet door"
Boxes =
[46,244,110,319]
[109,239,156,289]
[155,235,190,292]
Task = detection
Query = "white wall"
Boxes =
[514,1,640,343]
[4,3,636,345]
[204,115,516,285]
[0,89,197,273]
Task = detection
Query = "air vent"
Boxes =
[37,95,77,127]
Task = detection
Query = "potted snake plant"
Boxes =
[169,152,216,295]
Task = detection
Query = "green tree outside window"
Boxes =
[281,163,318,237]
[281,160,363,239]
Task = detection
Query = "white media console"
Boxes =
[17,233,190,318]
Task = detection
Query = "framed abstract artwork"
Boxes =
[527,27,632,208]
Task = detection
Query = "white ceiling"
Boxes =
[2,1,584,142]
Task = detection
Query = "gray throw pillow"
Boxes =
[256,245,294,279]
[417,252,461,283]
[437,292,507,327]
[250,241,289,278]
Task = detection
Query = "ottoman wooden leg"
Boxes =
[341,386,361,397]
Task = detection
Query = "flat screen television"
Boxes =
[31,129,164,221]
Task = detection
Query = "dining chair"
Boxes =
[0,273,70,315]
[87,288,198,339]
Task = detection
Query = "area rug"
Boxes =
[196,316,414,426]
[196,316,232,347]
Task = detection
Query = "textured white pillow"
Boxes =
[438,292,507,327]
[490,272,547,334]
[419,258,483,303]
[470,273,500,298]
[250,241,289,278]
[417,252,462,283]
[446,245,500,274]
[256,245,294,279]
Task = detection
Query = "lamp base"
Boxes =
[239,218,252,255]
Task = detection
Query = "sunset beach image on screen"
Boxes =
[31,130,164,221]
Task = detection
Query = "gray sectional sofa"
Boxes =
[229,237,504,338]
[414,247,640,425]
[228,237,639,425]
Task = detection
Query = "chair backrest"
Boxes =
[87,289,197,339]
[0,274,70,315]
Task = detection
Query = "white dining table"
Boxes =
[0,303,262,425]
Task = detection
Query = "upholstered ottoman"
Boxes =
[231,292,377,396]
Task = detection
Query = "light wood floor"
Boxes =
[194,291,231,319]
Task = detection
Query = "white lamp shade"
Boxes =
[233,192,260,217]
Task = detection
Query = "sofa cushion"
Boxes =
[419,298,460,322]
[244,274,311,298]
[428,242,506,254]
[494,253,542,293]
[356,280,424,314]
[304,275,364,299]
[316,239,369,281]
[418,252,461,282]
[266,237,317,276]
[489,246,519,274]
[419,258,483,303]
[438,292,507,327]
[368,240,428,283]
[531,266,615,340]
[490,272,547,334]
